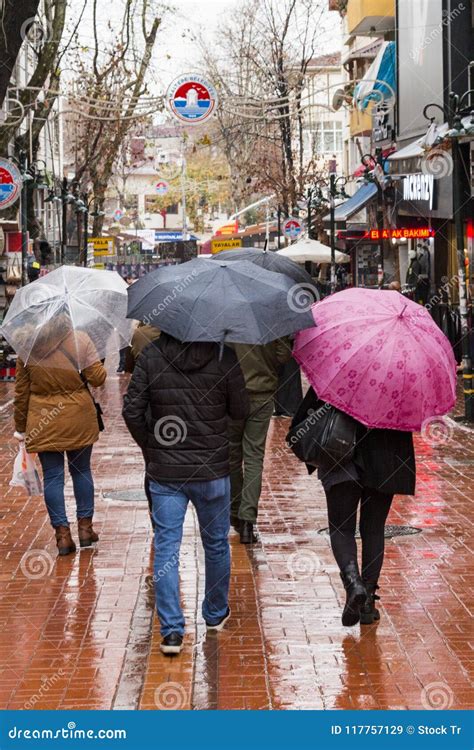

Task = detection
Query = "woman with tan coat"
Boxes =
[13,326,107,556]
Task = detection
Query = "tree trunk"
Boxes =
[0,0,41,107]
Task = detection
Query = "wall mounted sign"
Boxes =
[402,173,435,210]
[166,74,218,125]
[368,227,435,240]
[211,238,242,253]
[338,228,435,241]
[0,158,22,209]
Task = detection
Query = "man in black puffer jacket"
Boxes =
[123,332,249,655]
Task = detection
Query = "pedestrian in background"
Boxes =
[124,320,161,528]
[117,275,135,373]
[229,338,292,543]
[13,324,107,556]
[123,332,248,655]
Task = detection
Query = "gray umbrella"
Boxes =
[213,246,316,288]
[126,258,315,344]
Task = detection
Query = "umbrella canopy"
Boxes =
[212,246,316,287]
[277,238,350,264]
[127,258,315,345]
[1,266,132,370]
[293,288,457,431]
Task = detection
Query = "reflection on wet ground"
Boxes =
[0,374,472,710]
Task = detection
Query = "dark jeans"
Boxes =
[38,446,94,528]
[325,481,393,583]
[149,476,231,636]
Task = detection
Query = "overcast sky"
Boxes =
[69,0,340,94]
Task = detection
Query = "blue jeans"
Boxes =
[38,446,94,528]
[149,476,231,637]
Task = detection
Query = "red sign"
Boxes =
[215,221,238,236]
[338,228,435,241]
[368,227,435,240]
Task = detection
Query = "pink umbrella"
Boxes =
[293,288,457,431]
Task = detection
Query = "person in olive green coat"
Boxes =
[229,337,292,543]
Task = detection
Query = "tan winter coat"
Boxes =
[14,332,107,453]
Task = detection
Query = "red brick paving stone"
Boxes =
[1,371,473,710]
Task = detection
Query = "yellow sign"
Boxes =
[94,263,105,270]
[93,250,111,257]
[90,236,114,252]
[211,238,242,254]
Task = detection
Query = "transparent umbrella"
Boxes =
[0,266,132,370]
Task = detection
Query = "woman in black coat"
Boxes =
[293,388,416,627]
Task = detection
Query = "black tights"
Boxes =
[325,481,393,583]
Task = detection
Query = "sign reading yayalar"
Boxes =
[211,238,242,253]
[90,236,115,256]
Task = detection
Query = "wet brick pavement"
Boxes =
[0,371,472,710]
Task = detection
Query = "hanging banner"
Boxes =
[155,180,169,195]
[282,217,303,240]
[166,73,218,125]
[0,158,22,209]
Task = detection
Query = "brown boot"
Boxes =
[78,517,99,548]
[55,526,76,556]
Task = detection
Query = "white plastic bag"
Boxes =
[10,444,43,496]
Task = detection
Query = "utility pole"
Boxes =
[329,172,336,294]
[180,139,188,242]
[19,151,29,286]
[61,176,68,265]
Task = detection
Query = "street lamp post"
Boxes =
[60,177,69,265]
[423,91,474,421]
[18,151,29,286]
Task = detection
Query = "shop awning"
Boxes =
[354,41,396,111]
[324,182,378,224]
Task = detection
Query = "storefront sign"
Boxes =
[368,227,435,240]
[211,238,242,253]
[402,173,435,210]
[90,236,115,256]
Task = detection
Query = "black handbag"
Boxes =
[286,389,358,468]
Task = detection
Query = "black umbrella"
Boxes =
[127,258,314,345]
[213,246,316,288]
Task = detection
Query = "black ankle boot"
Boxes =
[360,581,380,624]
[340,561,367,626]
[240,521,257,544]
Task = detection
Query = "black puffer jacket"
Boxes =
[123,333,249,483]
